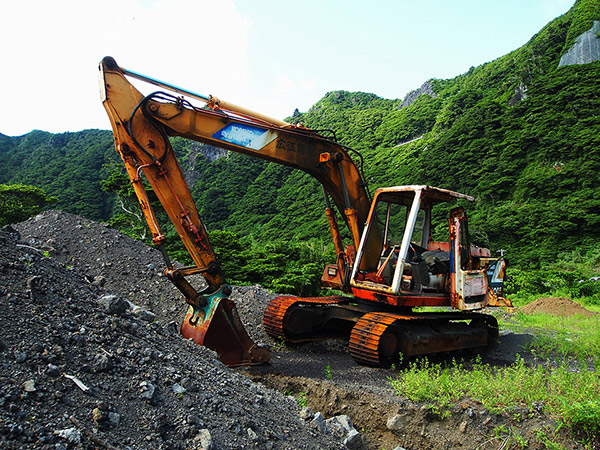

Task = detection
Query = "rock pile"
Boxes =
[0,213,348,449]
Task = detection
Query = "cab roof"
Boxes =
[373,185,475,204]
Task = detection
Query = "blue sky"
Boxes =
[0,0,575,136]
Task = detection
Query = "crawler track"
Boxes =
[349,312,498,366]
[263,295,349,341]
[265,296,499,367]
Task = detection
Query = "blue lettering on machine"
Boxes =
[212,123,278,151]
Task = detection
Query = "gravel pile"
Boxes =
[0,211,346,449]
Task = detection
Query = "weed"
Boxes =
[562,400,600,440]
[425,404,451,419]
[536,428,565,450]
[490,425,528,449]
[295,392,308,408]
[283,388,308,408]
[494,424,508,439]
[513,430,528,448]
[273,337,286,351]
[43,250,50,258]
[325,365,332,380]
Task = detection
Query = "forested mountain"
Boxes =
[189,0,600,268]
[0,130,116,220]
[1,0,599,274]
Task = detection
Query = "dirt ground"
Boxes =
[1,211,595,449]
[520,297,595,317]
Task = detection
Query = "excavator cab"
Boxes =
[350,185,507,310]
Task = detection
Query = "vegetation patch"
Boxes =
[389,305,600,447]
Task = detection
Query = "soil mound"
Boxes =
[520,296,594,317]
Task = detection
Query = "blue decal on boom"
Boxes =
[212,123,276,151]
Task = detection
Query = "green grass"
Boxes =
[389,300,600,447]
[295,391,308,408]
[388,355,600,438]
[498,308,600,365]
[392,287,600,445]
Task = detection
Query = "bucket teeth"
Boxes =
[182,298,270,367]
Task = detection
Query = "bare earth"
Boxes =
[0,210,594,449]
[520,297,595,317]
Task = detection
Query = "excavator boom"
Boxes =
[100,57,372,249]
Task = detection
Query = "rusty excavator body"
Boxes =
[99,57,512,368]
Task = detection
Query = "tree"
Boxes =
[0,184,58,226]
[100,162,150,240]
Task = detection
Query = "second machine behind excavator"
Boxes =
[99,57,512,368]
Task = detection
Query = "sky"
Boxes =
[1,0,575,137]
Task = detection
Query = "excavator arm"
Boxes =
[99,56,375,366]
[99,57,379,264]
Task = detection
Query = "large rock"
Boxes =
[399,81,437,109]
[325,415,367,450]
[559,21,600,67]
[98,294,130,315]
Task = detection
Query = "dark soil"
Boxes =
[0,210,591,449]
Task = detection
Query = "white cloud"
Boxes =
[0,0,249,135]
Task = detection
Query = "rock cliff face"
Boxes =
[508,81,528,106]
[197,143,228,162]
[559,20,600,67]
[180,142,227,188]
[399,81,437,109]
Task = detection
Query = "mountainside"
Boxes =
[277,0,600,267]
[1,0,599,270]
[0,130,116,220]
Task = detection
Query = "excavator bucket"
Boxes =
[180,291,270,367]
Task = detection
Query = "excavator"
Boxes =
[99,56,512,368]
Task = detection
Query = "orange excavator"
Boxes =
[99,57,511,367]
